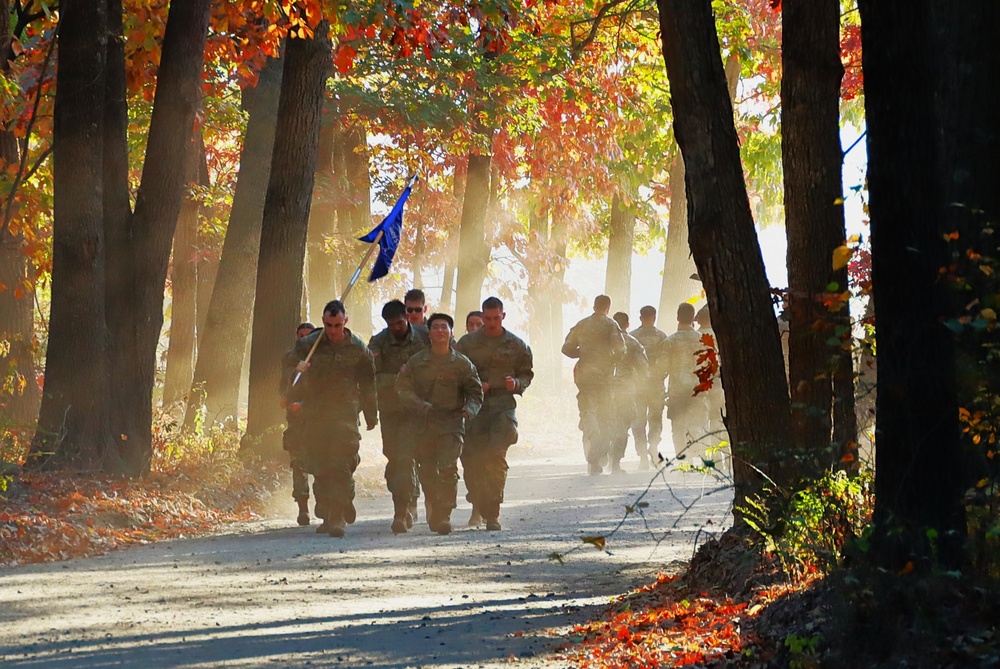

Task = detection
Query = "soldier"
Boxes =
[285,300,377,538]
[562,295,626,475]
[456,297,533,530]
[369,300,431,534]
[282,322,318,525]
[404,288,428,327]
[465,310,484,335]
[656,303,709,462]
[630,305,668,470]
[610,312,648,473]
[396,313,483,535]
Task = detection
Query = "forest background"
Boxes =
[2,0,1000,663]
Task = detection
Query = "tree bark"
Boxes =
[605,192,635,315]
[782,0,851,480]
[656,0,792,509]
[244,24,331,455]
[658,150,699,322]
[184,55,283,430]
[305,119,337,321]
[32,0,116,469]
[0,0,40,425]
[455,151,492,319]
[162,140,205,406]
[109,0,210,474]
[337,125,372,337]
[860,0,1000,570]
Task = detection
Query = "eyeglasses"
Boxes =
[406,307,424,313]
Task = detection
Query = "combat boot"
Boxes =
[295,498,310,526]
[344,500,357,525]
[428,500,451,535]
[587,462,603,476]
[467,506,483,527]
[638,453,650,471]
[610,460,624,474]
[327,510,347,538]
[485,518,501,532]
[391,499,410,535]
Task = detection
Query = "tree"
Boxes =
[656,0,792,508]
[244,22,332,455]
[859,0,1000,570]
[185,55,283,429]
[605,192,635,314]
[782,0,853,480]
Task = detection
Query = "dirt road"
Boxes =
[0,403,733,668]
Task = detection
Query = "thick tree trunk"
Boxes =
[656,0,792,509]
[184,56,283,430]
[455,151,492,319]
[658,151,699,321]
[860,0,1000,570]
[605,192,635,315]
[782,0,850,479]
[162,142,205,406]
[0,2,40,425]
[305,120,337,321]
[32,0,116,468]
[244,24,331,455]
[339,125,372,336]
[111,0,210,474]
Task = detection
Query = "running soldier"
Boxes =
[396,313,483,535]
[369,300,431,534]
[630,305,668,470]
[656,303,708,462]
[562,295,626,475]
[281,322,318,525]
[455,297,533,530]
[610,312,648,473]
[285,300,377,538]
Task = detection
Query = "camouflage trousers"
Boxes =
[667,396,708,463]
[283,420,310,501]
[380,412,419,512]
[631,390,665,460]
[576,383,616,466]
[414,432,463,523]
[300,425,362,522]
[462,409,518,520]
[610,386,638,464]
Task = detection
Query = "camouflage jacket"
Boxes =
[455,328,533,413]
[368,324,431,413]
[655,327,704,403]
[615,333,649,392]
[284,329,377,434]
[395,348,483,435]
[561,312,626,385]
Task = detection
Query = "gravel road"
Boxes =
[0,402,733,669]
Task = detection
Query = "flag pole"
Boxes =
[292,173,415,386]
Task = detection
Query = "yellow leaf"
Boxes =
[982,308,997,321]
[581,535,606,551]
[980,265,993,276]
[976,478,989,488]
[833,197,844,205]
[832,245,853,270]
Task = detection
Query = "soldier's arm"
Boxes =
[367,335,383,375]
[610,323,627,361]
[512,343,534,394]
[395,359,432,413]
[561,326,580,359]
[462,363,484,418]
[358,347,378,428]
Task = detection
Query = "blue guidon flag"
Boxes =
[359,175,417,282]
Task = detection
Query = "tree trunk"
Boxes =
[0,1,40,425]
[32,0,116,469]
[184,55,283,430]
[244,24,331,455]
[860,0,1000,570]
[110,0,210,475]
[162,140,205,406]
[305,117,337,319]
[605,192,635,315]
[656,0,792,509]
[548,212,569,385]
[340,125,372,337]
[782,0,850,480]
[658,151,699,321]
[455,151,492,319]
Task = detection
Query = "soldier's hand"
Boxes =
[504,376,517,392]
[481,382,491,393]
[295,360,310,374]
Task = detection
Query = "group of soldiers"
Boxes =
[281,290,532,539]
[562,295,725,476]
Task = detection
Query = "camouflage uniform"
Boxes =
[455,328,533,524]
[610,332,648,468]
[629,324,668,465]
[395,349,483,529]
[368,324,430,523]
[284,329,377,525]
[280,349,310,505]
[562,313,626,472]
[656,328,708,461]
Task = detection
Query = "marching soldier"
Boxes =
[630,305,668,470]
[281,322,319,525]
[656,303,709,462]
[285,300,377,538]
[369,300,431,534]
[562,295,626,475]
[396,313,483,535]
[455,297,533,530]
[610,312,648,473]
